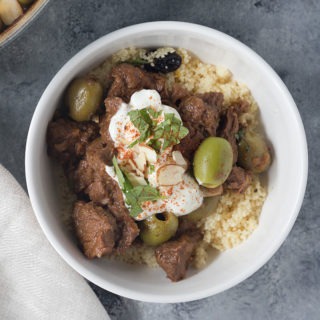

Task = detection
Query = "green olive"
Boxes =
[66,77,103,122]
[193,137,233,188]
[139,212,178,246]
[18,0,34,5]
[238,129,271,173]
[183,196,220,222]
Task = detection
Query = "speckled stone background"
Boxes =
[0,0,319,319]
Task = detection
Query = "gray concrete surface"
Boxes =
[0,0,319,319]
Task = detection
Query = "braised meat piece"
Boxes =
[174,126,204,161]
[174,92,223,161]
[73,96,119,203]
[107,63,169,102]
[217,100,249,164]
[218,107,239,164]
[176,218,198,237]
[100,97,123,143]
[155,232,201,282]
[198,92,224,109]
[73,138,114,204]
[225,166,252,193]
[169,83,190,105]
[47,118,99,168]
[73,137,139,250]
[73,201,118,259]
[178,93,222,136]
[115,214,140,251]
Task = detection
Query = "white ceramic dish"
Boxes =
[25,22,308,303]
[0,0,49,48]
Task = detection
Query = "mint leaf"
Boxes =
[112,156,126,189]
[178,126,189,139]
[124,191,143,216]
[147,139,162,152]
[126,185,162,218]
[127,107,189,152]
[165,113,174,122]
[133,185,161,202]
[140,108,153,126]
[112,156,162,218]
[148,108,162,119]
[153,127,164,139]
[149,164,155,174]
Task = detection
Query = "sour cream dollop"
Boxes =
[106,89,203,220]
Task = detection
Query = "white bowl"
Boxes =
[0,0,49,48]
[25,22,308,303]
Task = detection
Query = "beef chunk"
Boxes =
[47,118,99,167]
[85,137,114,173]
[155,233,201,282]
[73,137,139,250]
[107,63,169,102]
[100,97,123,143]
[174,92,223,161]
[198,92,224,108]
[169,83,190,105]
[225,166,252,193]
[217,100,249,164]
[178,94,222,136]
[73,201,117,259]
[115,214,140,251]
[176,218,198,237]
[218,107,239,164]
[174,126,204,161]
[73,138,114,204]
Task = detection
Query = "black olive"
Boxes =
[144,52,182,74]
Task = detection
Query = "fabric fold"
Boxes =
[0,165,109,320]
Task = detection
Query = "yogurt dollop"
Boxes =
[107,89,203,220]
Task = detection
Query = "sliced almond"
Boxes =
[133,151,146,172]
[172,150,188,169]
[200,185,223,197]
[139,145,157,164]
[128,159,145,177]
[157,164,185,186]
[126,172,147,187]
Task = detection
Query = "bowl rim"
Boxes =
[25,21,308,303]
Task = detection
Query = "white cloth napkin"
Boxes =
[0,165,110,320]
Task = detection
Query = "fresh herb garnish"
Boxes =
[125,58,149,67]
[112,156,162,217]
[127,108,152,148]
[112,156,132,191]
[149,164,155,174]
[128,108,189,152]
